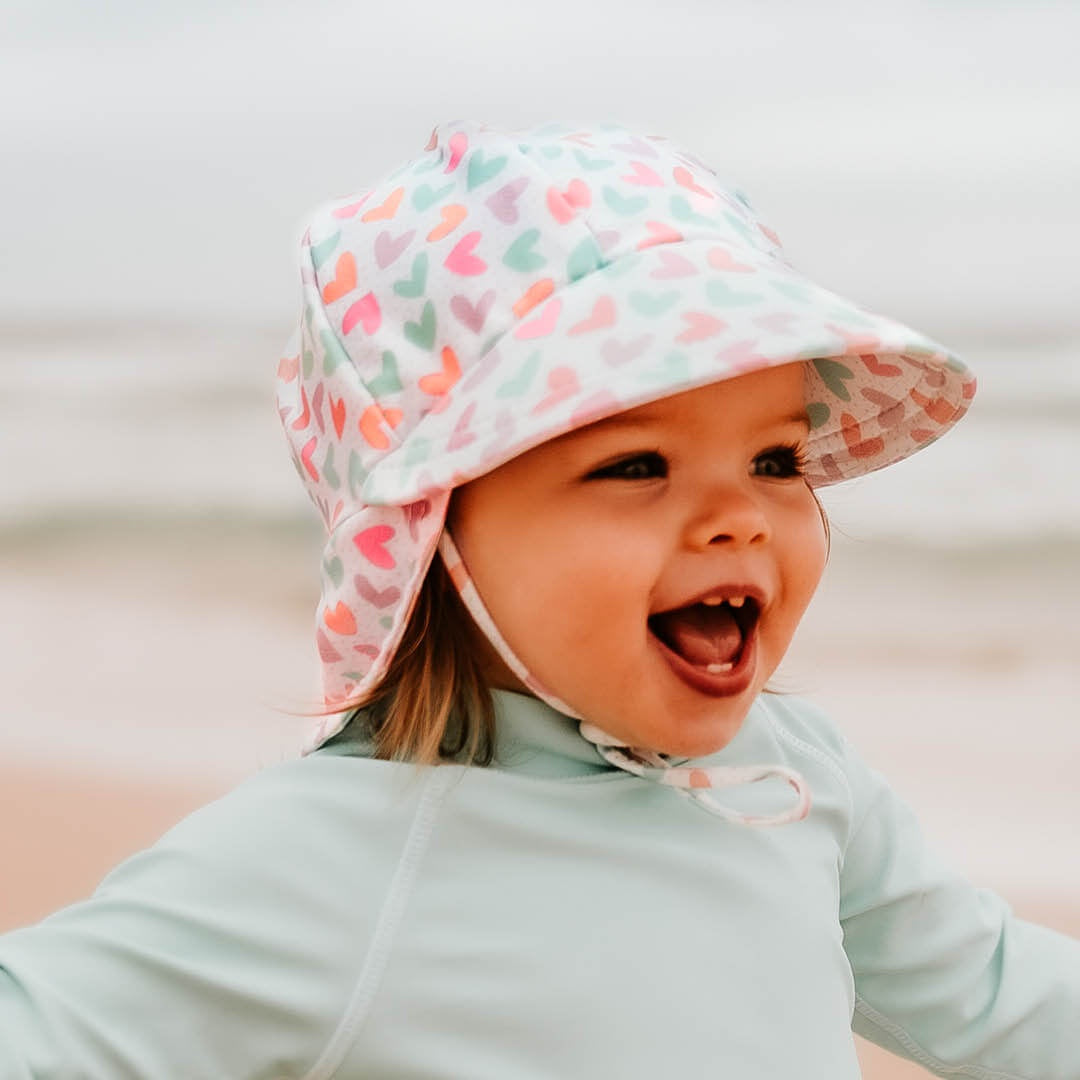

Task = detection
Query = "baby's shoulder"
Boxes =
[746,694,859,818]
[753,693,850,765]
[96,752,433,915]
[749,694,911,836]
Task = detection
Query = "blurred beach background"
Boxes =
[1,2,1078,1075]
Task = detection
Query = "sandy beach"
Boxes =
[2,522,1077,1079]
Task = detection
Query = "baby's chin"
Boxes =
[641,726,745,761]
[584,705,751,760]
[488,675,753,758]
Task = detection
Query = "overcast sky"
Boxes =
[2,0,1078,339]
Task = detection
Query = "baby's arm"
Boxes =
[838,737,1080,1078]
[0,755,397,1078]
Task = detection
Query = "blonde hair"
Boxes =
[338,554,497,766]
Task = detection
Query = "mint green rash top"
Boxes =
[1,691,1078,1078]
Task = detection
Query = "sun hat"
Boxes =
[276,119,976,761]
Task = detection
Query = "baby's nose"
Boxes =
[685,488,771,549]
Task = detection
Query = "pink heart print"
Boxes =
[447,400,478,451]
[601,333,654,367]
[623,160,664,186]
[342,292,382,336]
[546,179,592,224]
[639,221,683,250]
[354,575,402,608]
[445,232,488,276]
[650,250,699,279]
[513,298,562,340]
[677,311,727,342]
[532,366,581,413]
[374,229,416,268]
[568,295,616,335]
[450,290,496,333]
[708,245,755,273]
[444,130,468,173]
[486,178,530,224]
[353,525,396,569]
[673,165,714,198]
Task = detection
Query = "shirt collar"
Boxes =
[490,690,613,779]
[315,688,767,782]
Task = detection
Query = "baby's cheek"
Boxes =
[793,496,829,564]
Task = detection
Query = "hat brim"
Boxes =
[362,240,975,505]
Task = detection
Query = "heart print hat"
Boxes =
[276,119,975,759]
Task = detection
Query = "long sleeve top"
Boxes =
[1,690,1077,1078]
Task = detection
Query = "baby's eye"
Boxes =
[753,444,807,479]
[587,451,668,481]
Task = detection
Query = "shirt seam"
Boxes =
[853,994,1031,1080]
[299,764,458,1080]
[768,712,854,810]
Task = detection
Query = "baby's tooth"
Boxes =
[727,596,746,607]
[706,662,734,674]
[702,597,724,606]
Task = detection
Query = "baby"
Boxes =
[0,119,1075,1079]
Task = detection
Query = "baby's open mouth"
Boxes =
[647,596,760,673]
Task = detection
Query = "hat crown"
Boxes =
[278,121,788,524]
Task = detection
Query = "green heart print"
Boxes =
[813,357,855,402]
[322,554,344,587]
[404,301,437,350]
[309,230,341,270]
[467,150,508,190]
[403,437,431,467]
[503,229,546,272]
[567,236,604,282]
[574,149,615,171]
[706,279,763,307]
[322,444,341,490]
[496,351,541,398]
[637,349,691,385]
[629,290,679,317]
[826,306,876,327]
[772,280,813,304]
[320,329,349,375]
[670,195,715,227]
[806,401,831,430]
[368,351,403,395]
[412,182,454,211]
[393,253,428,298]
[348,450,366,498]
[603,186,648,216]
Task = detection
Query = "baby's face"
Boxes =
[448,363,828,757]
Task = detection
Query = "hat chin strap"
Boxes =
[437,530,811,827]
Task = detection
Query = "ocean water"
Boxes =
[2,322,1078,562]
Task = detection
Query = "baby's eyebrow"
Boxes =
[780,410,812,428]
[581,412,665,432]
